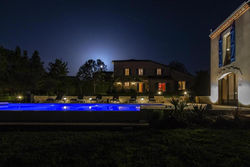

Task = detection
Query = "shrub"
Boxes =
[192,104,208,119]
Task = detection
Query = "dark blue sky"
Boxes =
[0,0,246,75]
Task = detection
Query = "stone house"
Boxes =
[210,1,250,105]
[112,59,193,95]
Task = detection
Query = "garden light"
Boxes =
[17,95,23,100]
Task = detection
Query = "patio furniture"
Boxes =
[77,96,85,103]
[129,96,136,103]
[96,95,103,103]
[149,96,156,103]
[89,97,97,103]
[111,95,120,103]
[70,98,78,103]
[55,95,63,103]
[46,98,55,103]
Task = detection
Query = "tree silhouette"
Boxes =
[48,59,69,77]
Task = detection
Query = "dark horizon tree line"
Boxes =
[0,46,110,97]
[0,45,209,99]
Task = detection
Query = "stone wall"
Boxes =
[210,9,250,105]
[195,96,211,104]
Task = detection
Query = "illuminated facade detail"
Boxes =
[222,32,231,66]
[112,59,193,94]
[156,68,162,76]
[210,1,249,39]
[158,83,166,92]
[138,68,143,76]
[210,1,250,105]
[124,68,130,76]
[124,82,130,87]
[178,81,186,90]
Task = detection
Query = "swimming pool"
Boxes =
[0,103,142,111]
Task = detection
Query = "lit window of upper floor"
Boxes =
[157,68,162,76]
[218,22,235,67]
[124,68,130,76]
[223,32,231,66]
[138,68,143,76]
[178,81,186,90]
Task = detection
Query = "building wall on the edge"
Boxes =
[236,10,250,106]
[210,10,250,105]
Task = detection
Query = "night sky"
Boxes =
[0,0,246,75]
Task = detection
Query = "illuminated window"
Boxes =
[223,32,231,66]
[158,83,166,92]
[115,82,122,85]
[124,68,130,76]
[178,81,186,90]
[124,82,130,87]
[157,68,162,76]
[138,68,143,76]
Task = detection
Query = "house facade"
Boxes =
[210,1,250,105]
[112,59,193,95]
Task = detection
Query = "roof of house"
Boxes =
[112,59,169,67]
[112,59,193,77]
[209,0,250,39]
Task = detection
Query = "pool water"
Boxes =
[0,103,142,111]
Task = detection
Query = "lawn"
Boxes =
[0,129,250,166]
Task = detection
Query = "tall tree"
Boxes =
[192,70,210,96]
[48,59,69,77]
[29,50,45,93]
[46,59,69,96]
[77,59,96,80]
[77,59,107,95]
[15,46,21,57]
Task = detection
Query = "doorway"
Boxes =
[218,73,238,105]
[138,82,144,93]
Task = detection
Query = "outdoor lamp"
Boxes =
[17,95,23,100]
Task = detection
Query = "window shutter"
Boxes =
[143,83,145,92]
[230,22,236,62]
[219,34,223,67]
[123,68,125,76]
[129,68,131,76]
[136,68,138,76]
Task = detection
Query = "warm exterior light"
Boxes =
[157,91,162,95]
[210,84,218,103]
[63,97,67,100]
[238,81,250,105]
[89,98,92,101]
[116,82,122,85]
[17,95,23,100]
[131,82,136,85]
[141,97,144,101]
[184,91,187,95]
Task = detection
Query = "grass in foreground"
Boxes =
[0,129,250,166]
